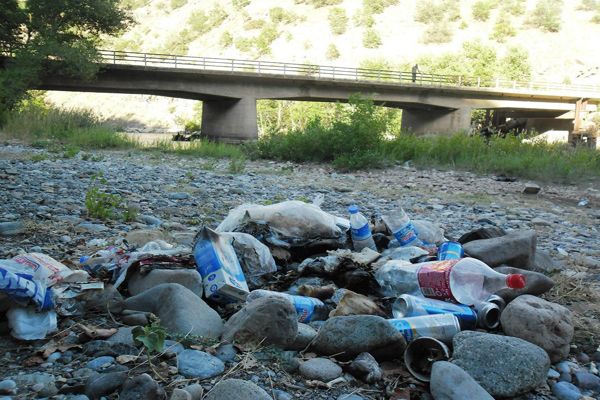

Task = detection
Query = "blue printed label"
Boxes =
[351,224,371,241]
[291,295,318,323]
[388,319,414,342]
[393,223,419,246]
[193,240,223,278]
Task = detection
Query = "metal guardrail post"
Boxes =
[143,53,147,67]
[332,66,335,80]
[477,77,480,87]
[458,76,462,86]
[112,51,116,64]
[231,59,234,72]
[174,56,177,68]
[258,61,261,74]
[283,64,286,76]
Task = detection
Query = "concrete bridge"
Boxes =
[28,50,600,141]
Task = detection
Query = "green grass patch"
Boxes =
[144,138,244,159]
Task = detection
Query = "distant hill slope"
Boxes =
[46,0,600,131]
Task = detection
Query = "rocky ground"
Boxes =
[1,142,600,400]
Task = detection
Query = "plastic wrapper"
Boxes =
[7,307,58,340]
[10,253,89,286]
[220,232,277,287]
[216,200,348,248]
[374,259,420,297]
[0,260,54,310]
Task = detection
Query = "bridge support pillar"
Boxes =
[401,108,472,135]
[201,97,258,142]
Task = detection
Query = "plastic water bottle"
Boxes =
[382,208,423,247]
[246,289,329,323]
[348,205,377,252]
[377,257,526,306]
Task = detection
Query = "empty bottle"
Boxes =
[246,289,329,323]
[382,208,423,247]
[348,205,377,252]
[377,257,526,306]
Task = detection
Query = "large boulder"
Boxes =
[309,315,406,361]
[451,331,550,397]
[463,230,536,269]
[124,283,223,338]
[222,296,297,348]
[500,295,574,363]
[494,266,555,302]
[430,361,493,400]
[204,379,272,400]
[128,268,203,298]
[119,373,165,400]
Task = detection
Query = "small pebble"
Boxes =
[552,381,582,400]
[0,380,16,395]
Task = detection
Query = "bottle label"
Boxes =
[393,222,420,246]
[351,223,371,241]
[417,260,460,302]
[291,295,319,323]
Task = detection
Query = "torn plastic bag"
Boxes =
[375,259,420,297]
[216,200,349,249]
[10,253,89,285]
[193,227,249,303]
[220,232,277,288]
[0,260,54,310]
[7,306,58,340]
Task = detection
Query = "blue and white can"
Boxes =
[437,241,464,260]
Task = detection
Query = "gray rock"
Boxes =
[77,222,108,232]
[310,315,406,361]
[523,183,541,194]
[463,230,537,268]
[0,380,16,395]
[222,296,297,348]
[82,340,138,357]
[124,283,223,338]
[299,358,343,381]
[10,372,57,397]
[107,327,135,346]
[287,323,317,351]
[128,268,203,298]
[120,311,149,326]
[171,388,192,400]
[164,340,185,355]
[214,343,238,362]
[430,361,494,400]
[86,356,115,371]
[494,266,555,302]
[451,331,550,397]
[552,381,583,400]
[0,221,24,235]
[181,383,204,400]
[347,352,383,383]
[533,250,565,273]
[168,192,190,200]
[119,373,165,400]
[501,295,574,363]
[85,371,128,399]
[273,389,293,400]
[140,214,162,226]
[177,349,225,379]
[573,371,600,390]
[204,379,272,400]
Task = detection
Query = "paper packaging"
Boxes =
[193,227,249,303]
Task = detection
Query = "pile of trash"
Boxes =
[0,198,589,399]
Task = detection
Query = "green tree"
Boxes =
[0,0,131,118]
[498,46,531,81]
[328,8,348,35]
[363,29,382,48]
[219,31,233,48]
[529,0,563,32]
[490,14,517,42]
[326,43,340,60]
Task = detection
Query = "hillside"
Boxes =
[46,0,600,132]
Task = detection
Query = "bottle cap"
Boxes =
[506,274,526,289]
[348,205,359,214]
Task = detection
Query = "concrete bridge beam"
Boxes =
[401,108,472,135]
[201,97,258,142]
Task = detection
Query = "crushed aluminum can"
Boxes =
[388,314,461,343]
[392,294,477,330]
[404,337,450,382]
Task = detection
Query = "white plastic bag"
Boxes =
[217,201,347,247]
[7,307,58,340]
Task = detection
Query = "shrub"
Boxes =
[363,0,397,14]
[188,6,228,35]
[528,0,563,32]
[501,0,527,15]
[421,21,454,44]
[219,31,233,47]
[254,24,279,56]
[234,37,253,52]
[170,0,187,9]
[121,0,149,9]
[353,10,375,27]
[328,8,348,35]
[244,19,266,30]
[363,29,382,48]
[490,15,517,42]
[472,0,494,21]
[415,0,461,23]
[577,0,599,10]
[232,0,250,10]
[326,43,340,60]
[309,0,343,7]
[160,28,194,54]
[269,7,300,24]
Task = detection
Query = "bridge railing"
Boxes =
[98,49,600,95]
